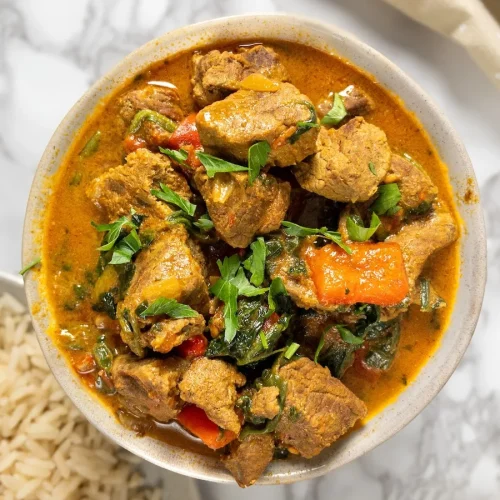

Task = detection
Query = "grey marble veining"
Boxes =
[0,1,499,499]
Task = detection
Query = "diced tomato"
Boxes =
[177,405,236,450]
[167,113,202,150]
[124,134,147,153]
[304,242,409,306]
[262,312,280,332]
[176,335,208,359]
[71,351,96,374]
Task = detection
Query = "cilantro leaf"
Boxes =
[109,229,142,265]
[196,152,248,178]
[281,221,352,254]
[159,147,189,165]
[268,277,288,313]
[92,215,137,252]
[139,297,198,319]
[248,142,271,185]
[320,93,347,126]
[346,212,381,242]
[371,183,402,215]
[151,183,196,217]
[210,279,239,342]
[193,214,214,232]
[243,237,266,286]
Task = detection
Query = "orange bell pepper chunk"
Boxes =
[304,242,409,306]
[177,405,237,450]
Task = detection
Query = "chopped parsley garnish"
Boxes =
[138,297,198,319]
[371,183,402,215]
[281,221,352,254]
[248,141,271,185]
[196,152,249,178]
[159,147,189,165]
[243,237,267,286]
[368,162,377,175]
[109,229,142,265]
[151,182,196,216]
[211,255,268,342]
[320,93,347,126]
[346,212,381,242]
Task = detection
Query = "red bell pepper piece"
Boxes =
[177,405,237,450]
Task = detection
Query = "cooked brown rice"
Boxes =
[0,292,162,500]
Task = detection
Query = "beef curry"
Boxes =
[42,41,460,486]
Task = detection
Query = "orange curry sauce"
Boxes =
[42,41,460,449]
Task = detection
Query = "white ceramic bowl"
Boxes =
[22,14,486,485]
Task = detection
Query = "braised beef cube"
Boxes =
[141,314,205,354]
[119,85,184,124]
[86,149,192,222]
[117,228,210,356]
[294,118,391,203]
[250,386,280,420]
[317,85,374,120]
[385,154,438,214]
[111,354,188,422]
[387,204,458,300]
[196,83,319,167]
[276,357,367,458]
[192,45,289,108]
[194,170,290,248]
[179,357,246,434]
[223,434,275,487]
[118,85,184,151]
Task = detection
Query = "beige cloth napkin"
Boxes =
[382,0,500,89]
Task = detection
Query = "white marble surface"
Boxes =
[1,0,499,498]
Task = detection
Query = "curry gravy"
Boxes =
[43,40,460,448]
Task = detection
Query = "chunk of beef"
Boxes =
[317,85,374,120]
[194,170,290,248]
[223,434,274,487]
[266,234,320,310]
[294,118,391,202]
[276,357,367,458]
[385,154,438,214]
[251,386,280,420]
[141,315,206,354]
[192,45,289,108]
[111,354,188,422]
[118,227,210,356]
[179,357,246,433]
[118,85,184,124]
[196,83,318,167]
[118,85,184,151]
[86,149,191,222]
[387,205,458,299]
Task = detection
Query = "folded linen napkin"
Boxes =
[382,0,500,89]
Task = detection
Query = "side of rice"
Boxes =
[0,292,162,500]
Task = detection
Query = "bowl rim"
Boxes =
[22,12,487,485]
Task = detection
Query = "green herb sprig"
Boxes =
[281,221,352,254]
